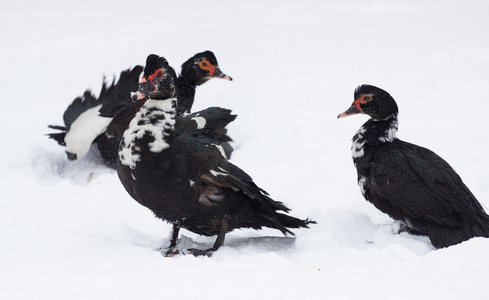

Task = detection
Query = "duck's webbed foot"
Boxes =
[398,222,426,236]
[164,248,182,257]
[187,216,229,257]
[187,247,218,257]
[162,224,182,257]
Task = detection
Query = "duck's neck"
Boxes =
[119,97,177,169]
[176,75,197,116]
[351,114,399,159]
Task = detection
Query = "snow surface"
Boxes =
[2,0,489,299]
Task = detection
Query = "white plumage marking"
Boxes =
[358,176,367,196]
[119,98,176,169]
[215,144,228,159]
[64,105,113,159]
[351,126,366,158]
[379,120,399,142]
[192,116,206,129]
[210,169,228,177]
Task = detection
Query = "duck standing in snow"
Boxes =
[48,51,232,168]
[338,84,489,248]
[118,54,314,256]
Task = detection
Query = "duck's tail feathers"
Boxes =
[268,213,316,236]
[46,65,143,145]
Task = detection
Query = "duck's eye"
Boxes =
[200,61,208,68]
[156,71,163,78]
[362,94,372,103]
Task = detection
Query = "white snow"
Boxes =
[2,0,489,299]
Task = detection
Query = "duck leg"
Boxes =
[188,216,229,257]
[398,222,426,236]
[164,224,181,257]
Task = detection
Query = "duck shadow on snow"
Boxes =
[156,235,297,256]
[149,210,435,257]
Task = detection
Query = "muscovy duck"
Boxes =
[338,84,489,248]
[118,54,314,256]
[48,50,232,168]
[47,66,143,161]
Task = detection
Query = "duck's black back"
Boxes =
[358,137,489,248]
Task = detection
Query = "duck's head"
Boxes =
[180,50,232,86]
[338,85,399,121]
[131,54,177,101]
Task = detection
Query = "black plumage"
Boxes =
[338,84,489,248]
[47,66,143,151]
[47,51,233,168]
[118,54,314,256]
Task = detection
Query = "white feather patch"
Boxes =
[351,126,366,158]
[358,176,367,196]
[215,144,228,159]
[119,98,176,169]
[210,169,228,177]
[379,120,399,142]
[64,105,113,159]
[192,116,206,129]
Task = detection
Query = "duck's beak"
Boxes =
[213,67,233,81]
[131,78,153,102]
[130,91,145,102]
[338,102,362,118]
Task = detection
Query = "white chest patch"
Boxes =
[119,98,176,169]
[351,126,366,158]
[64,105,113,159]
